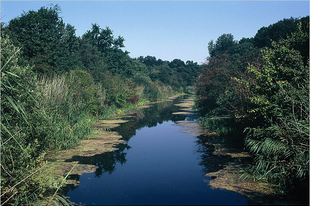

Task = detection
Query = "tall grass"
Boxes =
[39,75,69,109]
[36,74,96,150]
[1,73,97,204]
[1,32,181,205]
[1,36,97,204]
[245,100,309,193]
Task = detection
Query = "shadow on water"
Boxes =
[62,95,308,205]
[195,135,233,174]
[63,96,190,193]
[114,98,188,141]
[62,98,250,205]
[195,130,249,174]
[62,96,251,203]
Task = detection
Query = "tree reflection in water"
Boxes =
[64,96,188,192]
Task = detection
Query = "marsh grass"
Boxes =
[36,74,96,151]
[1,66,96,205]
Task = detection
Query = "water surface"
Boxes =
[64,97,248,205]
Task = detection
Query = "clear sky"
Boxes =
[1,1,309,64]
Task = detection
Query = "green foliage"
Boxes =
[66,69,103,115]
[82,23,124,53]
[5,5,79,74]
[243,23,309,192]
[1,5,202,204]
[254,16,309,49]
[208,34,237,58]
[1,34,55,205]
[100,71,136,108]
[196,16,309,194]
[102,49,136,77]
[78,39,105,74]
[36,72,98,150]
[196,35,259,119]
[245,112,309,192]
[1,34,96,204]
[137,56,203,92]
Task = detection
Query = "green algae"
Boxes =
[174,96,280,203]
[172,111,193,115]
[98,119,129,124]
[95,119,129,129]
[43,116,128,188]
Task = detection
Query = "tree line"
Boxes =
[195,16,309,197]
[1,4,308,204]
[1,5,202,204]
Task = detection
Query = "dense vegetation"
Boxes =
[1,4,308,205]
[196,16,309,196]
[0,6,202,205]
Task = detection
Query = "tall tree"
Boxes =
[254,16,309,49]
[208,34,236,58]
[6,5,79,74]
[82,24,124,53]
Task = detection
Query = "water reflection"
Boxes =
[64,95,242,191]
[114,98,187,141]
[195,134,233,174]
[64,96,189,192]
[64,147,130,193]
[67,148,128,177]
[63,96,249,205]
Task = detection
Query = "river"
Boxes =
[61,95,249,205]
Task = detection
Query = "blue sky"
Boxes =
[1,1,309,64]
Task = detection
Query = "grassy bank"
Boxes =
[1,6,202,205]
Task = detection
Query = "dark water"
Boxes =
[63,97,248,205]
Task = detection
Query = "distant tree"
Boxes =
[254,16,309,49]
[82,24,124,53]
[168,59,185,68]
[208,34,236,58]
[78,39,104,78]
[136,56,166,66]
[138,56,157,66]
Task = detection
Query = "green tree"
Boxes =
[82,24,124,53]
[168,59,185,68]
[208,34,236,58]
[5,5,79,74]
[78,39,105,77]
[242,23,309,193]
[66,69,103,115]
[196,35,259,120]
[254,16,309,49]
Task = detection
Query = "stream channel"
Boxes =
[61,95,249,205]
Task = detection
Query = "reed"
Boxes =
[35,74,96,150]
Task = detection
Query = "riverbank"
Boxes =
[38,94,305,205]
[38,94,186,201]
[174,97,307,205]
[36,94,300,205]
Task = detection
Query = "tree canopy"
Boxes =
[196,16,309,195]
